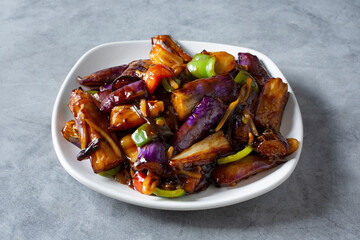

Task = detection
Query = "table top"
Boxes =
[1,0,359,239]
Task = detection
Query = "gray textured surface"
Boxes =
[1,0,360,239]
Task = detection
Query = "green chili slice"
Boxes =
[217,145,253,165]
[153,188,186,198]
[234,70,259,94]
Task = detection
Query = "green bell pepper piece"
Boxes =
[217,145,253,165]
[187,53,216,79]
[131,123,156,147]
[98,165,121,177]
[153,187,186,198]
[234,70,259,94]
[131,117,172,147]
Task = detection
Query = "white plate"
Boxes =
[52,40,303,210]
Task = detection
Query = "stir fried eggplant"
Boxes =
[109,100,164,130]
[92,84,112,102]
[177,166,207,194]
[209,51,236,75]
[173,97,226,152]
[151,35,192,63]
[134,141,166,175]
[77,64,128,86]
[112,60,153,90]
[238,53,270,88]
[100,80,149,112]
[61,120,80,148]
[211,154,283,186]
[232,115,252,146]
[62,35,299,197]
[255,78,289,131]
[252,129,289,159]
[68,89,124,173]
[171,74,236,121]
[169,131,231,169]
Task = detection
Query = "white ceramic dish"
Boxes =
[51,40,303,211]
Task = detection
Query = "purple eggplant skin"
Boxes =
[133,141,166,175]
[77,64,129,86]
[171,74,236,121]
[93,84,112,103]
[238,53,270,88]
[112,59,153,90]
[172,97,226,152]
[211,154,284,186]
[252,129,289,159]
[100,80,149,113]
[112,77,133,91]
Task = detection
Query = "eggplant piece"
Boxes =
[77,64,128,86]
[92,84,112,103]
[109,100,164,130]
[110,105,143,130]
[209,51,236,75]
[151,35,192,63]
[254,78,289,131]
[121,59,153,79]
[172,97,226,152]
[169,131,231,169]
[238,53,270,88]
[134,141,166,175]
[233,119,251,146]
[211,154,283,186]
[76,138,103,160]
[252,129,289,159]
[112,59,153,89]
[112,77,133,90]
[180,175,202,193]
[61,120,80,148]
[244,87,258,118]
[230,88,258,147]
[100,80,149,113]
[68,89,124,173]
[171,74,236,121]
[120,134,139,163]
[176,166,206,194]
[150,44,184,68]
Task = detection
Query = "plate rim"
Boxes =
[51,40,303,211]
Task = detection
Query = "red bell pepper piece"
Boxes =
[143,64,174,94]
[133,171,146,194]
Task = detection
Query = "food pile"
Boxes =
[62,35,299,198]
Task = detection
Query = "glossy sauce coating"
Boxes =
[77,64,128,86]
[255,78,289,131]
[69,89,124,173]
